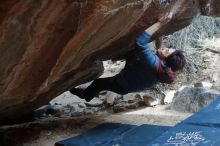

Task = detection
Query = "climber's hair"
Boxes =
[165,50,186,71]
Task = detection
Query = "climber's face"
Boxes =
[157,47,175,60]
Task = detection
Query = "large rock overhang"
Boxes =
[0,0,219,124]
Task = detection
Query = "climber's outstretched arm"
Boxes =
[145,22,162,36]
[145,11,173,36]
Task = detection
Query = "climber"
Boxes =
[70,12,186,102]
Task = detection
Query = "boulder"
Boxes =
[113,93,145,113]
[143,94,160,106]
[84,98,104,107]
[104,91,122,107]
[194,82,213,89]
[0,0,220,123]
[164,90,176,104]
[171,86,219,113]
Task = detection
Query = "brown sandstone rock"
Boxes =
[0,0,219,124]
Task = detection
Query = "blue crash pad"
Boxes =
[149,95,220,146]
[55,123,171,146]
[148,123,220,146]
[56,95,220,146]
[55,123,137,146]
[110,124,171,146]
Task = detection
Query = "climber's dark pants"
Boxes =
[83,76,127,101]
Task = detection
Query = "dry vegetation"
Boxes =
[168,16,219,79]
[166,16,220,49]
[166,16,220,74]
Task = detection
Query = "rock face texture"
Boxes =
[172,87,219,113]
[0,0,220,124]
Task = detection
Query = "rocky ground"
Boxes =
[0,38,220,146]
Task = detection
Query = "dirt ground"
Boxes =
[0,38,219,146]
[1,105,192,146]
